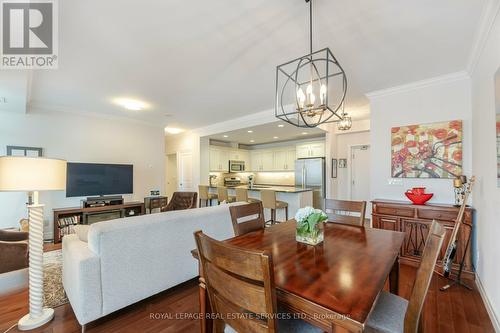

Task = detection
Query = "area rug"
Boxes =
[43,249,69,308]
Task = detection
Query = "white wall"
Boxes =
[0,110,165,239]
[469,2,500,327]
[368,74,472,204]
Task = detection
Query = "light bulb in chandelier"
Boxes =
[306,84,315,106]
[320,84,327,105]
[296,88,306,109]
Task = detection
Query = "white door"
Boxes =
[178,152,193,191]
[350,145,370,202]
[166,154,177,198]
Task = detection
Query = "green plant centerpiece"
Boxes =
[295,206,327,245]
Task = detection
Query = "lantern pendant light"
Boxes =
[275,0,347,128]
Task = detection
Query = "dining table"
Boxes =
[192,220,405,333]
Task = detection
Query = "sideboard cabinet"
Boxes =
[372,199,474,279]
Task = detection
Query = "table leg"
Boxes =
[389,257,400,295]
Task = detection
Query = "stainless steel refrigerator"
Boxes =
[295,158,325,209]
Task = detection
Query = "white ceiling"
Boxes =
[207,120,325,145]
[4,0,487,129]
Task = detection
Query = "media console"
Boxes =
[53,201,145,243]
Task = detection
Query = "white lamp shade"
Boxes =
[0,156,67,192]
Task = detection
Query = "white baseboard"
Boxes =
[476,275,500,332]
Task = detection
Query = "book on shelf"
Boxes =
[57,215,80,237]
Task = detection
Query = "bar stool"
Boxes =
[217,186,236,204]
[261,190,288,225]
[198,185,218,207]
[235,187,261,204]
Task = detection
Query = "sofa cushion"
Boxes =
[75,225,90,242]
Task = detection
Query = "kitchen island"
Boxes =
[208,185,313,222]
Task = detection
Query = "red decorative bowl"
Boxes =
[405,192,433,205]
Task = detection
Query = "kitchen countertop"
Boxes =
[209,185,313,193]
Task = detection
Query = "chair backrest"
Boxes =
[199,185,209,200]
[324,199,367,226]
[217,187,229,202]
[163,192,198,211]
[404,220,445,333]
[235,188,249,202]
[229,202,265,236]
[261,190,277,209]
[194,231,277,333]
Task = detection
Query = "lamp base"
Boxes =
[18,308,54,330]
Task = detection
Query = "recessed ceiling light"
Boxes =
[278,124,284,128]
[301,132,308,135]
[164,127,184,134]
[114,98,149,111]
[250,140,255,143]
[223,135,228,138]
[273,136,279,139]
[247,130,253,133]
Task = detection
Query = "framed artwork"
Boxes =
[6,146,43,157]
[338,159,347,168]
[391,120,463,178]
[331,159,337,178]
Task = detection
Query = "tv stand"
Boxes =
[83,195,124,208]
[53,201,145,243]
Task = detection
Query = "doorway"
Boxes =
[166,153,178,198]
[349,144,370,203]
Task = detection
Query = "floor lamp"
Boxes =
[0,156,67,330]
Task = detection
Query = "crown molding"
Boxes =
[365,71,470,99]
[467,0,500,75]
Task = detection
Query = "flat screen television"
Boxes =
[66,163,133,197]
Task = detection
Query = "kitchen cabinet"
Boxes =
[210,147,251,172]
[273,148,296,171]
[209,148,229,172]
[296,141,325,158]
[262,151,274,171]
[250,150,272,171]
[372,200,475,279]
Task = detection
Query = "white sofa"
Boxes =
[62,204,238,326]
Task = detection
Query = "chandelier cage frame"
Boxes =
[275,0,348,128]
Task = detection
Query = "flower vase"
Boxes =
[296,221,324,246]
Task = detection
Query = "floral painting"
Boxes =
[391,120,463,178]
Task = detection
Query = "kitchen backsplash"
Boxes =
[210,171,295,186]
[254,172,295,186]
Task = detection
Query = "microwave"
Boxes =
[229,160,245,172]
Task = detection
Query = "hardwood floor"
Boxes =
[0,265,494,333]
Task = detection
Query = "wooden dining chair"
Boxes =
[194,231,322,333]
[365,220,446,333]
[235,187,261,204]
[229,202,265,236]
[217,187,236,204]
[324,198,367,227]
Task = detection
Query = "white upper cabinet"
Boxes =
[296,141,325,158]
[209,147,229,172]
[250,150,263,171]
